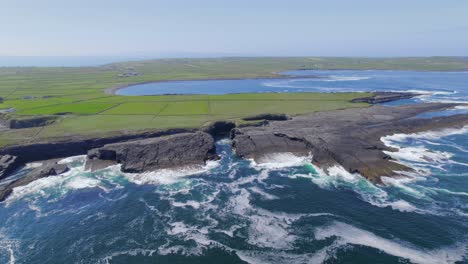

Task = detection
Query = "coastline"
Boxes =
[105,74,323,95]
[0,90,467,202]
[1,100,467,197]
[104,69,468,96]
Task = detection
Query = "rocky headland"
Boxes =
[231,103,468,183]
[0,92,467,201]
[85,132,218,172]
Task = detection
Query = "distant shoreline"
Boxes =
[105,74,320,95]
[105,68,468,96]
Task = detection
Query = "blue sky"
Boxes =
[2,0,468,57]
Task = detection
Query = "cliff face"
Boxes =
[231,103,468,183]
[86,132,218,173]
[0,128,194,164]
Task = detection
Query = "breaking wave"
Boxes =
[325,75,371,82]
[261,75,370,89]
[314,221,467,264]
[293,164,422,213]
[5,156,107,205]
[2,135,467,263]
[250,152,311,169]
[123,160,220,185]
[0,232,17,264]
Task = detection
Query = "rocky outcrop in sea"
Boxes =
[85,132,218,173]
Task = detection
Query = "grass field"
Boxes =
[0,57,467,147]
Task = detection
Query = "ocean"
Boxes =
[1,70,467,263]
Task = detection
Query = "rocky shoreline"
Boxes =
[1,92,467,201]
[231,103,467,183]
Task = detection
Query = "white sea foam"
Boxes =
[58,155,86,165]
[7,245,14,264]
[381,126,468,171]
[383,145,452,165]
[325,75,370,82]
[403,89,458,96]
[247,213,297,249]
[261,75,369,90]
[0,233,18,264]
[65,176,101,190]
[170,190,220,210]
[154,168,310,255]
[381,176,427,199]
[6,176,67,204]
[249,186,279,200]
[162,220,222,256]
[297,164,423,213]
[224,188,325,250]
[217,138,232,145]
[123,160,220,185]
[428,187,468,197]
[100,248,158,264]
[385,199,419,212]
[310,165,381,191]
[236,250,322,264]
[325,170,421,213]
[251,152,311,169]
[261,79,313,89]
[24,162,42,169]
[314,221,467,264]
[454,104,468,110]
[424,126,468,139]
[5,161,105,204]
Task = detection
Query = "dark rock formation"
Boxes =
[242,113,290,121]
[202,121,236,138]
[0,161,69,202]
[232,103,468,183]
[0,128,194,165]
[351,92,420,104]
[0,155,21,180]
[85,132,217,172]
[85,148,118,171]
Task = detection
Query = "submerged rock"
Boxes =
[86,132,217,173]
[0,161,69,202]
[232,103,468,183]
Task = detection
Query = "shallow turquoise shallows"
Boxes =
[1,70,468,263]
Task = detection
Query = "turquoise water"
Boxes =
[1,71,468,263]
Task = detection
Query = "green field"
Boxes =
[1,57,467,147]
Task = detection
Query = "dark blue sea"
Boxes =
[1,70,468,263]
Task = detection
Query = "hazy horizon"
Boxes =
[2,55,467,68]
[2,0,468,60]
